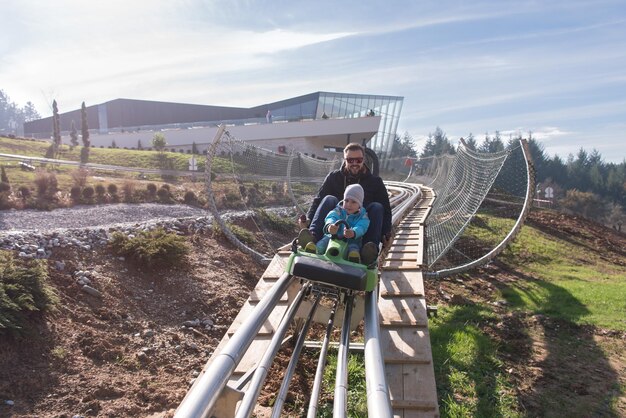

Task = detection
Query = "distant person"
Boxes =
[367,109,375,116]
[298,142,392,266]
[300,184,370,264]
[322,112,329,119]
[266,110,272,123]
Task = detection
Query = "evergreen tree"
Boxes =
[464,133,477,151]
[1,166,8,183]
[420,127,454,157]
[0,90,40,135]
[390,131,418,159]
[526,135,549,182]
[80,102,90,164]
[69,120,79,149]
[52,99,61,159]
[23,101,40,122]
[192,141,198,154]
[152,133,167,153]
[137,139,143,150]
[479,131,504,153]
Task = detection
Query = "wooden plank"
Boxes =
[392,238,421,246]
[233,336,275,374]
[249,280,289,302]
[227,302,288,335]
[383,260,423,269]
[381,327,433,364]
[261,255,288,279]
[399,363,439,411]
[387,245,420,253]
[386,364,438,412]
[401,410,439,418]
[378,297,428,326]
[416,225,425,264]
[379,270,424,297]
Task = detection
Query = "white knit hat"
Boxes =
[344,184,364,207]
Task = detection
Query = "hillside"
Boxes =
[0,207,625,417]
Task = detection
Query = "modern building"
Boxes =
[23,92,404,162]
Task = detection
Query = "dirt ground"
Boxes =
[0,229,270,418]
[1,209,625,417]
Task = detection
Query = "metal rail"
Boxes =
[175,182,425,418]
[174,272,296,418]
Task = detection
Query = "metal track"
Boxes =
[175,182,439,418]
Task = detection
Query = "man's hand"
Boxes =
[298,215,309,229]
[328,224,339,234]
[344,228,355,239]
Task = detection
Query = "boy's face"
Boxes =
[343,197,360,214]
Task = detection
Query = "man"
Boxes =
[298,143,392,265]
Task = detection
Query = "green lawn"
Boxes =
[430,210,626,417]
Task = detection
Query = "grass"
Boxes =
[318,351,368,417]
[430,305,521,417]
[427,209,626,417]
[0,135,236,190]
[499,221,626,331]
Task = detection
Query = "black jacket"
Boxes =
[307,166,392,237]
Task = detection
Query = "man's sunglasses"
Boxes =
[346,157,364,164]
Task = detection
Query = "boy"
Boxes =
[298,184,370,264]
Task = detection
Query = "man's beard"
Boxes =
[344,164,364,177]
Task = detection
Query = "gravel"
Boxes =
[0,203,211,233]
[0,203,296,259]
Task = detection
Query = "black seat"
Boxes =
[291,255,367,291]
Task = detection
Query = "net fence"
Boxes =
[205,126,339,262]
[411,140,534,276]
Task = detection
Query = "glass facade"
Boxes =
[261,92,404,166]
[315,92,404,165]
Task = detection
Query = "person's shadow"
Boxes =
[430,268,621,417]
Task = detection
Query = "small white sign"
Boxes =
[545,187,554,199]
[189,156,197,171]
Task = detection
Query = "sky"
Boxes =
[1,0,625,163]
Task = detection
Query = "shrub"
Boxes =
[146,183,157,196]
[255,209,296,234]
[122,181,136,203]
[160,183,170,191]
[0,182,10,193]
[108,228,190,269]
[18,186,31,199]
[0,250,58,335]
[82,186,95,200]
[183,190,196,204]
[71,168,89,188]
[107,183,118,195]
[0,193,11,210]
[0,166,8,183]
[95,184,106,197]
[34,169,58,197]
[70,186,82,201]
[213,223,256,246]
[157,187,171,202]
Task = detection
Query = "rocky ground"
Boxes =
[0,206,624,417]
[0,204,293,418]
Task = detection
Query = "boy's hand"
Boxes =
[328,224,339,234]
[344,228,355,239]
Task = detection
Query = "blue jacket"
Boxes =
[323,204,370,248]
[307,166,392,238]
